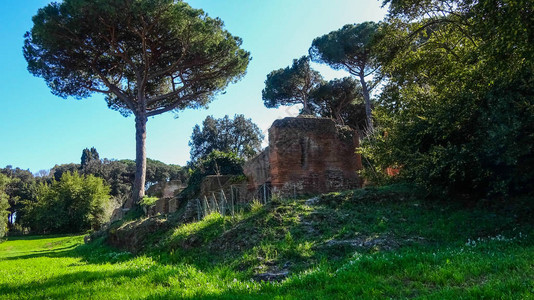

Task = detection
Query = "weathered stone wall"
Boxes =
[243,148,270,190]
[144,180,186,217]
[268,117,362,196]
[146,198,180,217]
[146,180,185,198]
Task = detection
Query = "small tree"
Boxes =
[22,172,110,233]
[81,147,100,168]
[24,0,250,206]
[189,114,264,163]
[262,56,323,114]
[310,22,380,129]
[310,77,364,126]
[0,167,38,230]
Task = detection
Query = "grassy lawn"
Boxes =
[1,185,533,299]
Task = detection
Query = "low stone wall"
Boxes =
[146,197,180,217]
[146,180,185,198]
[143,180,186,217]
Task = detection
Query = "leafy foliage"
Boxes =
[262,56,324,114]
[139,196,159,207]
[50,163,80,182]
[0,167,40,232]
[310,22,381,129]
[145,158,188,185]
[21,172,111,233]
[189,114,264,163]
[24,0,251,114]
[81,147,100,168]
[24,0,251,203]
[82,159,134,202]
[82,157,187,202]
[0,174,11,238]
[1,149,187,232]
[310,77,367,130]
[182,151,245,198]
[361,0,534,197]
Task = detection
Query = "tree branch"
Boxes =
[90,64,137,111]
[145,92,204,117]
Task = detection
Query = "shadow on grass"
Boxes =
[0,268,146,299]
[5,234,80,241]
[3,190,534,299]
[2,244,79,261]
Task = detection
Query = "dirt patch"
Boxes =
[324,236,400,251]
[320,235,425,252]
[253,270,289,282]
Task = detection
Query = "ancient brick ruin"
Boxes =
[245,116,362,197]
[123,116,362,220]
[140,180,185,217]
[146,179,185,199]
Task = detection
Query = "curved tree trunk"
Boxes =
[130,113,147,207]
[359,71,373,131]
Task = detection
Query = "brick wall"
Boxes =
[245,116,362,197]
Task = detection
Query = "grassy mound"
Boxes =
[1,184,533,299]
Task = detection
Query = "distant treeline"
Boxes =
[0,148,188,235]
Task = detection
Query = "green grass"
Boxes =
[1,184,534,299]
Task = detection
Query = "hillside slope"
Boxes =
[2,185,533,299]
[105,184,534,298]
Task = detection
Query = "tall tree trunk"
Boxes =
[130,113,147,207]
[301,97,311,115]
[359,71,373,131]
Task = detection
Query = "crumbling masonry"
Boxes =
[244,116,362,197]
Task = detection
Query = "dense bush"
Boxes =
[0,166,40,231]
[361,0,534,198]
[81,156,187,203]
[0,174,11,238]
[21,172,111,234]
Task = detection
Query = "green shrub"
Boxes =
[360,1,534,198]
[140,196,159,207]
[0,174,11,238]
[22,172,111,234]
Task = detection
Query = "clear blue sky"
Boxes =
[0,0,387,173]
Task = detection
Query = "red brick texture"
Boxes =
[262,116,362,196]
